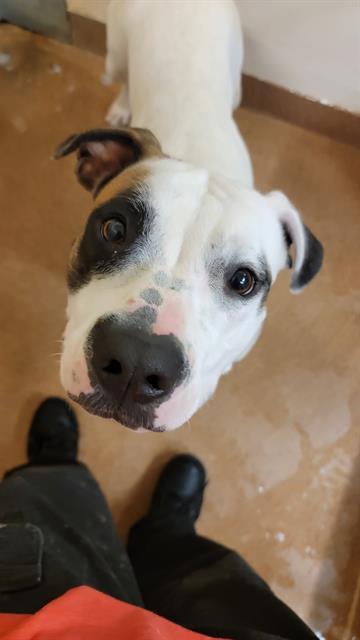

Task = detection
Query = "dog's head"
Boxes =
[55,127,323,432]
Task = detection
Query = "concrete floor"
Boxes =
[0,25,359,639]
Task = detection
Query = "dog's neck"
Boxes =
[131,96,253,188]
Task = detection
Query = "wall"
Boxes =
[237,0,360,112]
[67,0,107,22]
[0,0,70,41]
[67,0,360,113]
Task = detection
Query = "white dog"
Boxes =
[55,0,323,432]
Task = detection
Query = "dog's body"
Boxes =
[106,0,252,187]
[56,0,323,432]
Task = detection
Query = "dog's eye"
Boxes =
[101,219,126,243]
[229,268,256,296]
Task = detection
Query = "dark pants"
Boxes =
[0,463,316,640]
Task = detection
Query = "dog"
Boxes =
[55,0,323,433]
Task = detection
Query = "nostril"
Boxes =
[103,359,122,375]
[146,374,164,392]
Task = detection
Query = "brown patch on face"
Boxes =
[67,236,83,290]
[94,164,150,206]
[68,236,80,271]
[132,127,163,159]
[59,128,164,291]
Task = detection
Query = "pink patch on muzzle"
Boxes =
[153,297,185,339]
[69,358,93,396]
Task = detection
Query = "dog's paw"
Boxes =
[106,100,131,127]
[101,72,113,87]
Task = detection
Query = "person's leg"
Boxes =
[0,398,142,613]
[128,455,316,640]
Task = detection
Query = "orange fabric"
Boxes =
[0,586,224,640]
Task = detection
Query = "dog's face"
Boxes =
[55,128,323,432]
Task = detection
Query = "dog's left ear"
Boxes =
[54,127,162,196]
[267,191,324,293]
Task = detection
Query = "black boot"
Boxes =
[149,454,207,524]
[27,397,79,465]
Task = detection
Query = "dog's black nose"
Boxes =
[89,317,186,405]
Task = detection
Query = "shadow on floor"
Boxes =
[310,449,360,639]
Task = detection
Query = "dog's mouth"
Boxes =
[69,388,166,432]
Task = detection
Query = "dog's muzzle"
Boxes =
[73,315,189,430]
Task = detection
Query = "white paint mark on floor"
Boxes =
[275,531,286,543]
[50,63,62,74]
[11,116,27,133]
[273,549,338,632]
[0,52,12,70]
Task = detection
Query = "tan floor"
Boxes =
[0,25,359,639]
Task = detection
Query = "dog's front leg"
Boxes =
[106,84,131,126]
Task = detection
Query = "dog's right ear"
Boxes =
[54,127,162,197]
[266,191,324,293]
